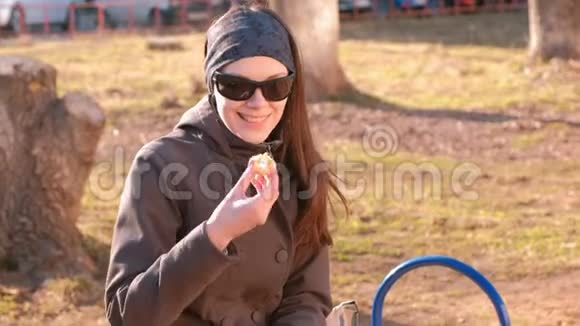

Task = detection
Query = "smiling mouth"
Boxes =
[238,112,271,123]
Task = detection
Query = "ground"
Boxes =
[1,10,579,326]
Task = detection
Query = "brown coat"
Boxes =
[104,96,332,326]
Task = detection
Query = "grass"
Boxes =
[325,141,579,324]
[511,121,570,149]
[340,11,529,48]
[41,276,95,304]
[324,142,580,325]
[0,292,19,319]
[325,141,580,280]
[0,34,208,125]
[1,11,578,119]
[339,12,580,112]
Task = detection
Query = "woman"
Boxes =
[104,1,347,325]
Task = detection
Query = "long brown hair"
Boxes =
[205,0,349,262]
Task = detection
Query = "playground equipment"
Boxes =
[370,255,510,326]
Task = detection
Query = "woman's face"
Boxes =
[214,56,289,144]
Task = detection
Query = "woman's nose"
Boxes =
[246,87,268,107]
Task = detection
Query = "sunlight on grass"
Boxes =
[512,122,570,149]
[1,11,577,116]
[325,141,580,279]
[0,34,207,123]
[0,292,18,318]
[339,12,580,112]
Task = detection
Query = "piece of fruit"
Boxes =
[250,152,275,175]
[250,152,275,187]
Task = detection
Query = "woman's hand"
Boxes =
[206,159,279,251]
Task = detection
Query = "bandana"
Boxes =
[204,8,295,93]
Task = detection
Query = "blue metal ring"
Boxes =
[371,255,510,326]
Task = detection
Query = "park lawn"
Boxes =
[1,12,578,121]
[324,142,580,311]
[339,11,580,112]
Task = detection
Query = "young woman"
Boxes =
[104,1,347,325]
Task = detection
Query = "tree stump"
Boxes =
[0,56,105,276]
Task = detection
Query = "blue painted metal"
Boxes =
[370,255,510,326]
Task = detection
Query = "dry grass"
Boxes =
[338,12,580,112]
[326,142,580,276]
[0,33,208,124]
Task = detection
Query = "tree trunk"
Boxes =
[0,56,105,276]
[528,0,580,60]
[269,0,352,100]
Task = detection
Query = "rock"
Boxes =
[146,37,185,51]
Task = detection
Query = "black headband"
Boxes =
[204,8,295,93]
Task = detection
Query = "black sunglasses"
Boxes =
[213,71,295,102]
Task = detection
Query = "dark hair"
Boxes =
[205,0,349,263]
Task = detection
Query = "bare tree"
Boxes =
[0,56,105,276]
[269,0,352,100]
[528,0,580,60]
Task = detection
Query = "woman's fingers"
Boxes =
[260,170,279,203]
[233,163,256,198]
[251,174,265,193]
[236,157,279,205]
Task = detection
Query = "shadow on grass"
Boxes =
[330,87,580,128]
[340,11,529,48]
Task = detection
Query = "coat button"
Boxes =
[275,249,288,263]
[251,310,264,324]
